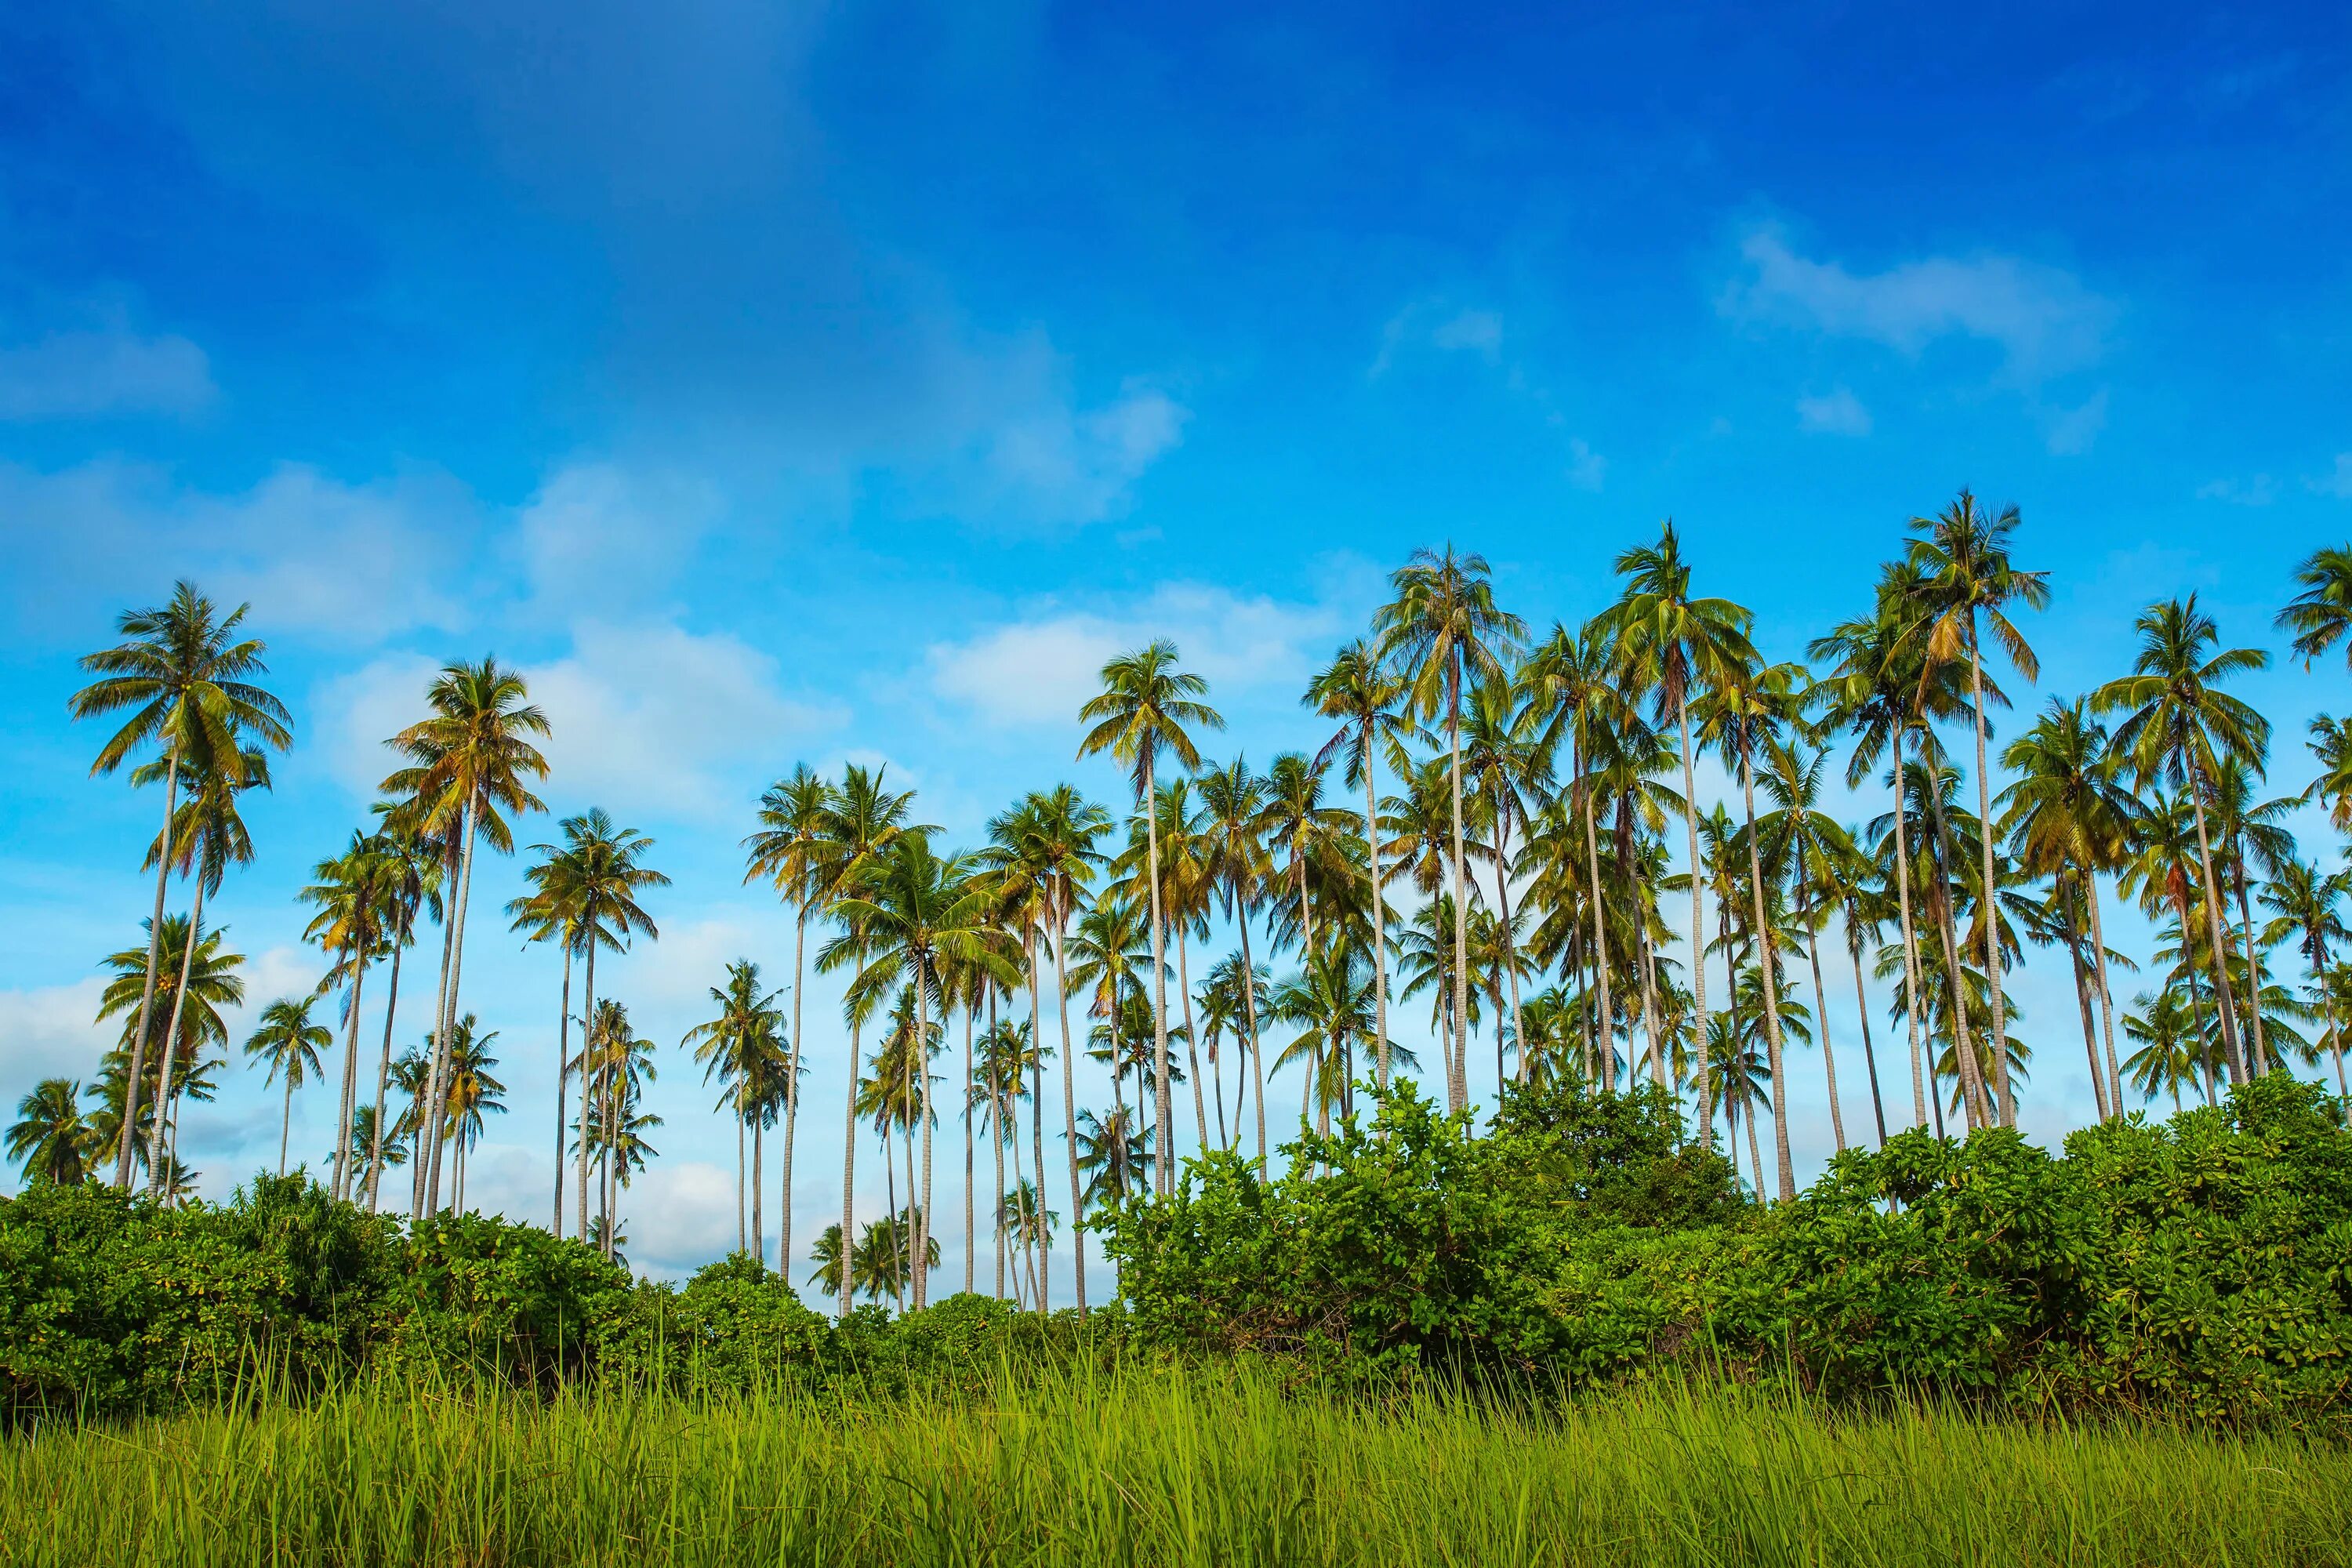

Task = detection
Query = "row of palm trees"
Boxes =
[20,516,2352,1310]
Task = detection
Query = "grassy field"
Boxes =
[6,1368,2348,1566]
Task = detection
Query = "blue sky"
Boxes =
[3,2,2349,1287]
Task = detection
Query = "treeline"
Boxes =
[7,1071,2349,1432]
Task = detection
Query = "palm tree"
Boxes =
[1269,944,1399,1142]
[1074,1105,1151,1214]
[437,1017,506,1214]
[684,960,788,1269]
[2262,859,2350,1095]
[2122,989,2202,1112]
[299,828,393,1203]
[1307,641,1414,1091]
[8,1080,94,1185]
[506,858,581,1235]
[361,813,438,1211]
[740,763,833,1276]
[1196,760,1274,1169]
[383,658,550,1217]
[1998,699,2140,1119]
[2278,544,2352,670]
[245,996,331,1175]
[69,581,292,1188]
[1594,523,1752,1139]
[2092,596,2270,1087]
[1905,492,2048,1126]
[2207,759,2296,1077]
[576,999,656,1247]
[95,913,243,1185]
[143,746,267,1197]
[1759,740,1862,1153]
[1457,674,1551,1089]
[1375,546,1526,1114]
[532,810,666,1246]
[1077,640,1224,1196]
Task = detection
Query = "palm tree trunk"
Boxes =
[1364,738,1392,1092]
[914,978,934,1307]
[990,1044,1005,1301]
[781,907,807,1279]
[116,752,180,1189]
[1889,731,1931,1131]
[1742,1082,1766,1200]
[2187,786,2247,1084]
[1029,1028,1047,1311]
[2234,860,2268,1076]
[1965,637,2013,1125]
[413,843,459,1220]
[1495,808,1527,1092]
[1737,746,1796,1200]
[1211,1031,1229,1149]
[2085,873,2126,1118]
[332,934,370,1203]
[551,942,571,1234]
[1019,927,1042,1302]
[838,1016,861,1316]
[2183,948,2218,1106]
[148,878,209,1196]
[752,1116,765,1272]
[2063,888,2110,1123]
[736,1100,747,1258]
[1675,690,1711,1142]
[1142,757,1174,1197]
[1922,771,1991,1127]
[2322,945,2347,1097]
[426,791,481,1217]
[1445,657,1472,1115]
[1848,933,1888,1146]
[577,942,597,1243]
[1581,766,1617,1092]
[365,937,405,1214]
[1238,902,1269,1174]
[1795,862,1845,1154]
[1051,906,1087,1314]
[1179,927,1207,1163]
[964,1005,975,1297]
[279,1072,294,1177]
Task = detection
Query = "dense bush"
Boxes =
[1105,1073,2352,1429]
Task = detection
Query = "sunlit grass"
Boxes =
[7,1365,2346,1566]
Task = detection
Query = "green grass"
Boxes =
[7,1367,2348,1566]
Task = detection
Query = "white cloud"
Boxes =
[2309,454,2352,499]
[517,461,726,611]
[1372,301,1505,376]
[925,583,1348,729]
[966,382,1190,527]
[1723,227,2117,383]
[0,319,214,420]
[619,1159,745,1276]
[0,978,111,1091]
[2042,388,2109,456]
[2195,473,2277,506]
[1796,387,1872,437]
[1429,309,1504,361]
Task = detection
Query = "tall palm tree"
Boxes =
[1078,641,1223,1195]
[2118,791,2226,1099]
[8,1080,94,1186]
[1759,741,1862,1153]
[1998,699,2140,1119]
[69,581,292,1188]
[2205,758,2296,1077]
[1595,523,1752,1138]
[1307,641,1414,1090]
[2092,596,2270,1087]
[2122,989,2202,1112]
[2261,859,2350,1096]
[438,1018,506,1215]
[361,813,439,1212]
[813,764,931,1312]
[245,996,331,1176]
[506,857,582,1234]
[383,658,550,1216]
[145,747,267,1197]
[95,913,243,1180]
[1906,491,2049,1127]
[1458,674,1551,1087]
[530,810,666,1245]
[741,763,833,1276]
[1375,546,1526,1113]
[1196,760,1274,1168]
[2278,544,2352,671]
[684,960,788,1269]
[299,827,393,1203]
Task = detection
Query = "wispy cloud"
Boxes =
[2195,473,2277,506]
[1796,387,1871,437]
[2309,454,2352,500]
[0,316,214,420]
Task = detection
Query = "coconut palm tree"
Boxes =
[1307,641,1415,1091]
[95,913,243,1185]
[1594,523,1752,1139]
[1906,491,2049,1127]
[299,828,394,1203]
[2092,596,2270,1087]
[740,763,833,1275]
[1375,546,1526,1114]
[361,812,439,1212]
[69,581,292,1188]
[382,658,550,1217]
[2278,544,2352,671]
[1759,740,1863,1152]
[2122,989,2202,1112]
[506,863,580,1234]
[1078,641,1223,1196]
[437,1018,506,1215]
[1075,1105,1150,1214]
[684,960,788,1269]
[8,1080,94,1186]
[575,999,656,1250]
[1196,760,1275,1168]
[2261,859,2350,1096]
[245,996,331,1175]
[2206,759,2296,1077]
[1998,699,2141,1119]
[1457,673,1551,1088]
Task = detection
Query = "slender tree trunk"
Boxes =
[2234,859,2268,1076]
[1795,863,1845,1154]
[366,938,405,1213]
[1020,927,1044,1304]
[328,914,365,1203]
[1446,658,1472,1114]
[1848,934,1888,1146]
[1179,927,1207,1163]
[752,1116,764,1272]
[279,1072,294,1177]
[1742,1081,1766,1200]
[1675,691,1711,1143]
[782,908,807,1279]
[2085,873,2126,1119]
[116,753,180,1189]
[1029,1018,1047,1311]
[1889,732,1931,1131]
[1496,810,1527,1093]
[990,1032,1005,1301]
[736,1102,747,1257]
[577,942,597,1243]
[2187,786,2247,1084]
[1142,757,1174,1196]
[426,793,481,1218]
[1051,907,1087,1314]
[1364,738,1393,1092]
[884,1121,904,1314]
[1965,637,2013,1125]
[1211,1030,1229,1150]
[1738,747,1796,1200]
[839,1016,861,1316]
[413,844,459,1220]
[148,877,209,1196]
[1581,766,1617,1091]
[2063,884,2110,1123]
[2321,944,2347,1097]
[916,964,937,1309]
[1238,905,1269,1174]
[964,1005,975,1297]
[1922,772,1991,1127]
[550,943,571,1234]
[2185,947,2218,1105]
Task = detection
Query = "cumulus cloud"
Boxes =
[0,978,111,1091]
[0,318,214,420]
[517,461,727,612]
[926,583,1350,729]
[1797,387,1872,437]
[1723,227,2117,384]
[967,381,1191,526]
